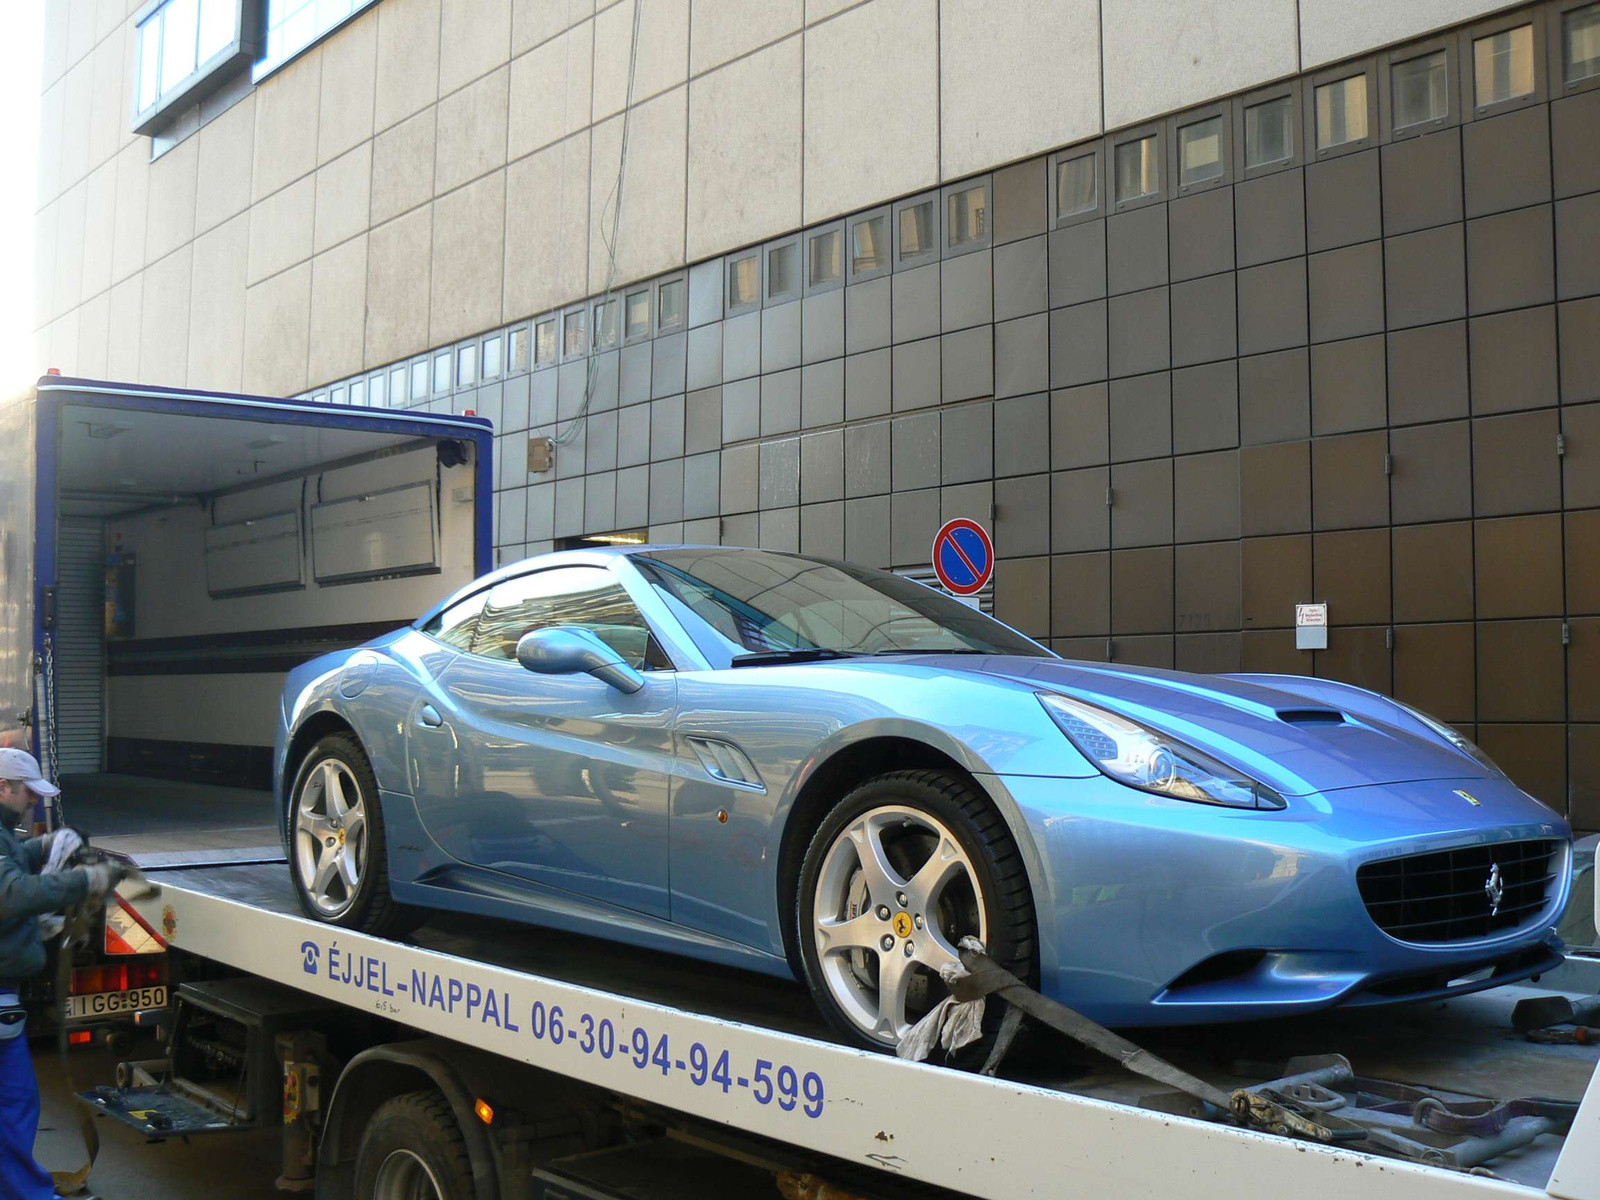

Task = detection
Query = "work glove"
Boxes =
[80,861,128,905]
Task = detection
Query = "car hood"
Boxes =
[907,655,1499,799]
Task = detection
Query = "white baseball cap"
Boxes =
[0,748,60,797]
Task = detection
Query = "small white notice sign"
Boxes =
[1295,603,1328,651]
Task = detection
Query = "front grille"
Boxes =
[1357,839,1563,944]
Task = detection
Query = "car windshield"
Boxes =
[632,548,1051,668]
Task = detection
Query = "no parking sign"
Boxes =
[931,518,994,597]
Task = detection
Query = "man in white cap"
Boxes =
[0,748,121,1199]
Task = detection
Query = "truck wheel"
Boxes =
[289,733,424,938]
[353,1089,474,1200]
[796,769,1036,1056]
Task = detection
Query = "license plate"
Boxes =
[65,986,167,1020]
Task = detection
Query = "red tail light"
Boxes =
[70,958,167,995]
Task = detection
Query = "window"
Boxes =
[258,0,380,80]
[467,567,668,669]
[728,254,760,309]
[133,0,249,131]
[1474,24,1534,105]
[593,298,620,350]
[1114,135,1158,202]
[433,351,452,394]
[1567,4,1600,83]
[457,342,478,388]
[1177,117,1223,186]
[329,383,346,405]
[563,308,588,358]
[625,289,651,340]
[1315,74,1369,148]
[658,278,685,331]
[1392,50,1448,129]
[508,326,530,373]
[482,334,503,379]
[350,378,366,406]
[367,371,385,408]
[897,198,936,260]
[410,360,429,403]
[1244,95,1293,167]
[390,365,408,406]
[534,319,556,365]
[946,184,988,249]
[808,228,842,288]
[1055,154,1096,219]
[422,590,487,652]
[767,242,799,301]
[850,213,888,277]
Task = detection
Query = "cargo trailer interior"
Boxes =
[18,380,492,861]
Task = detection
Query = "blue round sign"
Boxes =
[931,518,994,596]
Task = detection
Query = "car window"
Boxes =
[468,566,670,670]
[421,591,487,650]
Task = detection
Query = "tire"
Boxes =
[795,769,1036,1058]
[288,733,425,939]
[353,1089,474,1200]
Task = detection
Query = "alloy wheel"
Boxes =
[294,758,368,918]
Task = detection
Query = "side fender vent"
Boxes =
[685,737,766,792]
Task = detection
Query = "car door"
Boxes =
[408,565,677,920]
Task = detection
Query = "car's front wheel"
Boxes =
[289,732,423,938]
[796,769,1036,1055]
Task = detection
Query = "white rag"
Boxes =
[37,827,85,940]
[895,938,987,1062]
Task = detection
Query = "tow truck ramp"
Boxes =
[95,858,1600,1200]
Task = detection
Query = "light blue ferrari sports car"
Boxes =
[276,546,1571,1048]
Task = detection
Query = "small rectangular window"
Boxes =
[1315,74,1369,148]
[593,298,620,350]
[411,360,429,402]
[1567,4,1600,82]
[534,319,556,365]
[898,199,935,259]
[391,365,408,405]
[658,279,685,330]
[349,378,365,406]
[729,254,760,308]
[1474,24,1534,104]
[369,371,386,407]
[160,0,200,93]
[625,289,651,339]
[137,19,161,111]
[433,351,452,394]
[1178,117,1223,186]
[312,390,329,404]
[946,184,988,248]
[851,214,888,275]
[482,334,502,378]
[198,0,238,60]
[1055,154,1096,218]
[329,383,346,405]
[1114,135,1158,202]
[563,309,588,357]
[1392,50,1448,129]
[1244,95,1293,166]
[808,229,842,288]
[768,242,799,299]
[457,343,478,387]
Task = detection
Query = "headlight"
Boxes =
[1038,692,1285,810]
[1392,700,1503,777]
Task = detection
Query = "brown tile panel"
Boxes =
[1391,421,1472,524]
[1168,188,1234,283]
[1309,242,1385,344]
[1568,510,1600,615]
[1572,617,1600,723]
[1112,546,1174,635]
[1476,620,1565,722]
[1239,349,1311,445]
[1240,440,1310,535]
[1472,408,1561,517]
[1241,629,1312,674]
[1051,551,1110,637]
[1381,130,1464,236]
[1468,306,1559,415]
[1310,335,1387,435]
[1110,458,1174,548]
[1462,105,1552,219]
[1112,634,1175,669]
[1315,626,1391,696]
[1305,150,1381,253]
[1234,169,1306,268]
[1109,372,1172,462]
[1477,724,1566,812]
[1564,402,1600,511]
[1242,534,1310,629]
[993,556,1050,638]
[1054,637,1111,663]
[1172,362,1239,454]
[1561,298,1600,405]
[1571,725,1600,830]
[1474,514,1564,619]
[1387,321,1469,426]
[1051,466,1111,552]
[1313,528,1391,626]
[1552,90,1600,201]
[1466,205,1556,316]
[1173,450,1240,544]
[1176,631,1243,673]
[1556,193,1600,301]
[1176,540,1241,632]
[1237,258,1309,356]
[1384,223,1466,329]
[1312,431,1390,530]
[1393,522,1475,623]
[1050,383,1110,469]
[1394,623,1475,723]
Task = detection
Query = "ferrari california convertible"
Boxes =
[276,546,1571,1048]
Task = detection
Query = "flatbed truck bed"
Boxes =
[103,853,1600,1200]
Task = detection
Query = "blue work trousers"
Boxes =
[0,1021,55,1200]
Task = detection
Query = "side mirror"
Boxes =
[514,627,645,694]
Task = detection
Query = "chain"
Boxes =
[41,633,58,791]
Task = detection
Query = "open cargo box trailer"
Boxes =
[0,376,492,1034]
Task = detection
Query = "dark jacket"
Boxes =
[0,824,87,987]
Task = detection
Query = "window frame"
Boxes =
[504,322,531,376]
[655,272,687,334]
[367,370,386,408]
[453,337,479,391]
[432,348,454,396]
[254,0,381,85]
[131,0,261,136]
[1304,58,1379,160]
[1166,103,1231,196]
[803,220,846,296]
[1048,144,1105,228]
[846,205,892,284]
[1379,35,1457,141]
[592,295,623,352]
[1459,8,1547,120]
[622,284,653,345]
[1106,122,1165,212]
[1232,80,1303,179]
[409,357,430,407]
[726,248,762,315]
[763,233,803,307]
[532,316,559,371]
[893,189,942,271]
[479,330,505,382]
[1551,0,1600,96]
[941,176,992,258]
[560,305,590,363]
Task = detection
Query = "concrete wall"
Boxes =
[33,0,1524,395]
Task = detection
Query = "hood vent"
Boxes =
[1275,708,1346,725]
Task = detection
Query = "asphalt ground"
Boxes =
[33,1044,283,1200]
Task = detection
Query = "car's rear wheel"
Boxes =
[796,769,1036,1055]
[290,733,424,938]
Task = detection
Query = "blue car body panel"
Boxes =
[276,547,1573,1026]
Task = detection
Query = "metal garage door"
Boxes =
[54,518,104,774]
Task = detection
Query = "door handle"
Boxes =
[417,704,444,728]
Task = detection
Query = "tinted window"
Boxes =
[422,591,487,650]
[468,567,667,669]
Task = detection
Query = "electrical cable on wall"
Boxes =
[553,0,646,447]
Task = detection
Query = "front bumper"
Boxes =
[986,772,1571,1027]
